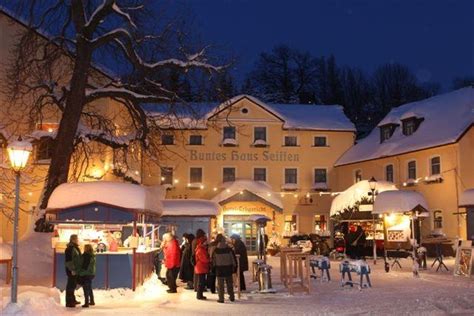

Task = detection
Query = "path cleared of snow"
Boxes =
[1,235,474,315]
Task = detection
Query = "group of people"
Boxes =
[161,229,249,303]
[64,234,96,308]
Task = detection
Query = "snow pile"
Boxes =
[162,199,220,216]
[330,180,397,216]
[336,87,474,166]
[212,179,283,209]
[459,188,474,207]
[47,182,165,214]
[2,287,62,316]
[373,190,429,215]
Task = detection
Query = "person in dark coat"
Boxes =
[230,234,248,291]
[354,225,367,259]
[163,232,181,293]
[179,233,195,290]
[79,244,96,308]
[65,234,82,308]
[194,235,210,300]
[346,225,366,259]
[206,235,218,294]
[212,234,236,303]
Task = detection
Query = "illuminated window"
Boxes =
[433,210,443,229]
[284,215,297,235]
[314,215,327,232]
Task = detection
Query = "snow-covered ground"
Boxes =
[1,234,474,315]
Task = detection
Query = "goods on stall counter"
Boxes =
[97,243,107,253]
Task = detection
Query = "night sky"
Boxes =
[186,0,473,90]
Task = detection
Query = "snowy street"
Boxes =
[1,235,474,315]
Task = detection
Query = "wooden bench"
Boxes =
[0,258,12,284]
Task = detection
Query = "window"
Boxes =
[314,136,327,147]
[380,124,397,142]
[189,135,203,145]
[430,156,441,175]
[402,117,424,136]
[284,136,298,147]
[285,168,297,184]
[385,164,394,182]
[314,169,327,183]
[160,167,173,185]
[35,137,54,161]
[223,126,236,140]
[354,169,362,183]
[314,215,327,232]
[223,167,236,182]
[433,210,443,229]
[408,161,417,180]
[161,134,174,145]
[254,168,266,182]
[190,167,203,183]
[283,215,297,236]
[254,127,267,142]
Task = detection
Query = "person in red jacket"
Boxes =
[194,235,210,300]
[163,232,181,293]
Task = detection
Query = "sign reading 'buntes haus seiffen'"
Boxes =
[190,150,300,162]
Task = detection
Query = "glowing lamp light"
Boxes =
[47,128,54,133]
[280,193,284,198]
[226,189,231,193]
[368,176,377,191]
[267,193,272,197]
[161,176,165,181]
[7,137,32,172]
[293,194,298,198]
[173,179,179,184]
[200,184,204,190]
[306,193,310,198]
[239,191,244,195]
[213,187,218,192]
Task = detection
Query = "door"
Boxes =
[223,216,258,254]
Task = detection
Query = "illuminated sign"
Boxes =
[190,150,299,162]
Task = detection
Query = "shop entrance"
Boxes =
[223,215,258,254]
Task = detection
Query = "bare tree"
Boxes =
[2,0,222,210]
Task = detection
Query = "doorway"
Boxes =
[223,215,258,254]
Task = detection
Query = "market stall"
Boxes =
[159,199,220,237]
[45,182,164,290]
[373,190,429,274]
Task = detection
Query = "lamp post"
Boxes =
[368,177,377,264]
[7,137,32,304]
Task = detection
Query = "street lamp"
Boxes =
[7,136,32,304]
[368,177,377,264]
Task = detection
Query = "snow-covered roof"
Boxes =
[336,87,474,166]
[330,180,398,216]
[373,190,429,215]
[459,189,474,207]
[212,179,283,210]
[47,182,165,214]
[144,95,356,132]
[162,199,220,216]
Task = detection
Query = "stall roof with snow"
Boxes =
[373,190,429,216]
[212,179,283,211]
[162,199,220,216]
[459,189,474,207]
[46,181,164,215]
[336,87,474,166]
[144,95,356,132]
[330,180,398,216]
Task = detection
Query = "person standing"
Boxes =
[194,233,210,300]
[230,234,248,291]
[192,229,206,291]
[163,232,181,293]
[79,244,96,308]
[207,234,218,294]
[65,234,82,308]
[179,233,195,290]
[212,234,236,303]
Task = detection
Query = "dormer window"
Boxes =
[402,116,423,136]
[379,124,398,142]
